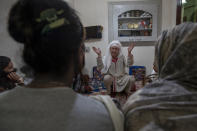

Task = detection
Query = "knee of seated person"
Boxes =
[104,75,113,81]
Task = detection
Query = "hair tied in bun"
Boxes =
[35,8,70,35]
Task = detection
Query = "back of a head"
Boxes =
[154,22,197,88]
[8,0,84,76]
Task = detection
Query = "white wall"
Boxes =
[73,0,177,76]
[162,0,177,30]
[0,0,24,68]
[64,0,75,8]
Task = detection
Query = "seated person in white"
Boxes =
[92,40,135,95]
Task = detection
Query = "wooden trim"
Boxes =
[176,0,182,25]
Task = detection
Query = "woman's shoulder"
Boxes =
[71,94,115,130]
[76,93,109,110]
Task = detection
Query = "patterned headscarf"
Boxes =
[155,22,197,89]
[102,40,123,73]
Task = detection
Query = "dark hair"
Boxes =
[0,56,15,90]
[8,0,84,76]
[0,56,11,73]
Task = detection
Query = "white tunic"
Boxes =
[97,55,135,92]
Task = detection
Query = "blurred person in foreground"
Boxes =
[123,22,197,131]
[0,0,123,131]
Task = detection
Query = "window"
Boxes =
[177,0,197,24]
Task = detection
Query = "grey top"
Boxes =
[0,86,114,131]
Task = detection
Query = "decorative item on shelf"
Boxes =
[139,30,149,36]
[150,18,153,24]
[138,22,143,29]
[141,20,146,28]
[122,23,128,29]
[140,31,144,36]
[128,23,134,29]
[123,13,127,17]
[131,31,139,37]
[120,14,124,18]
[149,22,152,29]
[140,12,151,17]
[118,23,123,29]
[126,12,130,17]
[144,31,149,36]
[129,11,132,17]
[135,10,140,17]
[134,23,139,29]
[147,13,151,17]
[131,11,135,17]
[119,31,131,37]
[145,20,150,26]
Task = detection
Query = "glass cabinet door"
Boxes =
[112,4,158,42]
[118,10,153,38]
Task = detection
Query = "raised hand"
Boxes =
[92,46,101,56]
[7,72,24,84]
[128,43,135,54]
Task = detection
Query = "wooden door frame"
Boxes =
[176,0,182,25]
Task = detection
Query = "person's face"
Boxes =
[110,46,120,58]
[3,61,14,73]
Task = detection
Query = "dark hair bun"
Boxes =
[8,0,34,44]
[8,0,84,75]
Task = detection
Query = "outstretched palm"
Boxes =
[92,47,101,56]
[128,43,135,53]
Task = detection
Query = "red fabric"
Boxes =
[112,58,118,63]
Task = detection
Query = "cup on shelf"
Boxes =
[135,10,140,17]
[122,23,128,29]
[126,12,130,17]
[120,14,124,18]
[128,23,134,29]
[149,23,152,28]
[131,11,135,17]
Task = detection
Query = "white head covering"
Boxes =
[102,40,123,73]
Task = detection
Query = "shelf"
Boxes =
[118,16,152,19]
[118,28,152,31]
[108,2,158,42]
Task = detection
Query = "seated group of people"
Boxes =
[72,40,135,95]
[0,0,197,130]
